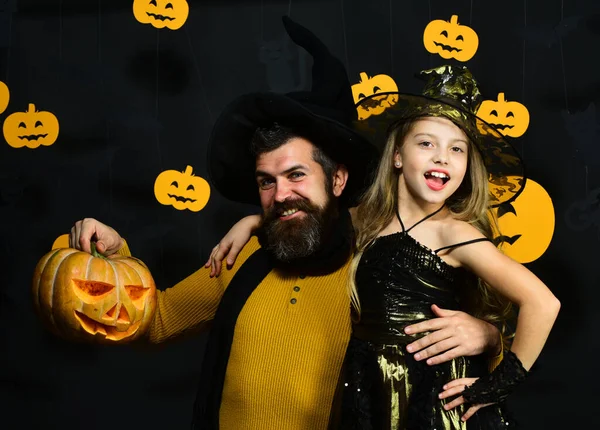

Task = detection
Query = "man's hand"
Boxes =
[404,304,501,365]
[69,218,123,256]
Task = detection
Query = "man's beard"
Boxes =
[259,194,337,262]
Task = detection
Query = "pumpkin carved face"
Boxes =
[0,80,9,114]
[32,247,157,343]
[476,93,530,138]
[133,0,189,30]
[352,72,399,120]
[423,15,479,62]
[491,178,555,263]
[154,165,210,212]
[3,104,59,149]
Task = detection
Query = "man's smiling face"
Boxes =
[255,137,345,261]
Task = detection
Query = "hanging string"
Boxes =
[559,0,569,113]
[340,0,350,75]
[522,0,526,102]
[154,28,166,283]
[428,0,432,68]
[469,0,473,25]
[184,27,214,124]
[3,12,11,82]
[260,0,264,42]
[97,0,102,64]
[155,29,161,138]
[521,0,527,160]
[389,0,394,76]
[59,0,63,61]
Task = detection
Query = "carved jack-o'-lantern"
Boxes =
[352,72,399,120]
[32,245,157,343]
[0,80,9,114]
[3,104,60,149]
[423,15,479,62]
[491,178,555,263]
[154,165,210,212]
[133,0,189,30]
[477,93,530,138]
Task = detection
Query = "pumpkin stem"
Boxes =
[28,103,36,113]
[498,93,505,102]
[450,15,458,24]
[183,165,193,176]
[90,242,108,260]
[359,72,369,82]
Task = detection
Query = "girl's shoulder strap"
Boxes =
[434,237,491,254]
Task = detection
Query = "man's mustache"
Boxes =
[264,198,316,219]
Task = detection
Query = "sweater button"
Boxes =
[293,286,300,292]
[299,274,306,279]
[290,298,297,304]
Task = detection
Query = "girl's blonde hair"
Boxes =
[349,117,513,345]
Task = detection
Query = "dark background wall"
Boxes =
[0,0,598,428]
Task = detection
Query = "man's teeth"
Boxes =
[281,209,299,217]
[426,171,449,179]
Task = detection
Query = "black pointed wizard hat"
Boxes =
[207,16,379,207]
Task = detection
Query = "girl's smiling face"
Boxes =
[394,116,470,207]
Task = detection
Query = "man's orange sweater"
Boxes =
[121,237,352,429]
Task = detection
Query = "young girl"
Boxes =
[208,65,560,429]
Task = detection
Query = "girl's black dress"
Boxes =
[332,209,515,429]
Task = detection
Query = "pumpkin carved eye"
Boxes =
[170,181,179,187]
[440,30,448,37]
[35,120,43,127]
[373,86,381,93]
[74,279,114,297]
[507,112,514,118]
[358,93,366,99]
[125,285,151,310]
[490,110,498,117]
[149,0,157,5]
[456,35,464,41]
[18,122,26,128]
[186,185,195,191]
[165,3,173,8]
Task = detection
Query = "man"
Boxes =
[69,17,502,430]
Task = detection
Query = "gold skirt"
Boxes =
[330,337,513,430]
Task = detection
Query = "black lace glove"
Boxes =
[462,350,528,404]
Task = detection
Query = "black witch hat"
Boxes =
[207,16,379,207]
[354,65,526,207]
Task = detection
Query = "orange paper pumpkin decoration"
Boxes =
[133,0,189,30]
[154,165,210,212]
[0,80,9,114]
[476,93,530,138]
[32,245,157,343]
[491,178,555,264]
[423,15,479,62]
[352,72,399,120]
[3,104,59,149]
[52,234,70,250]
